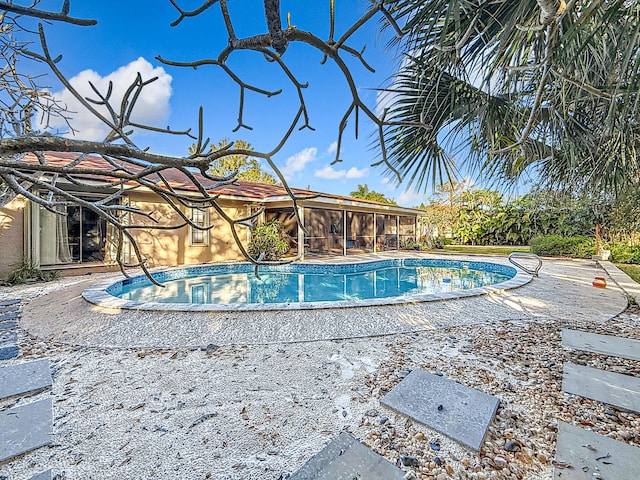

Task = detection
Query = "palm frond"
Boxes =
[380,0,640,193]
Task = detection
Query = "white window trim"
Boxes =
[189,207,210,246]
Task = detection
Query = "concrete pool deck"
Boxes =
[19,253,628,349]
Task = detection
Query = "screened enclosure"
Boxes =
[281,207,419,257]
[399,216,417,248]
[265,208,299,256]
[302,208,344,255]
[376,214,398,251]
[346,212,374,254]
[257,201,419,259]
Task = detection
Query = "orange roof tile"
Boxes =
[18,151,420,212]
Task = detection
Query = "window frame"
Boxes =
[189,207,210,246]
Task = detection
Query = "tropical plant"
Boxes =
[606,242,640,264]
[189,139,277,185]
[247,220,290,261]
[381,1,640,195]
[459,189,503,210]
[430,180,469,208]
[428,235,445,249]
[349,184,397,205]
[416,180,470,239]
[427,186,613,246]
[417,203,456,241]
[400,237,418,250]
[2,258,59,286]
[604,187,640,242]
[455,203,530,246]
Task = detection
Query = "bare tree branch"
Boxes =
[0,0,406,281]
[0,1,97,26]
[168,0,218,27]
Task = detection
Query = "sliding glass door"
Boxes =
[37,197,109,266]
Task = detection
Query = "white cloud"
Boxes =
[281,147,317,179]
[315,165,345,180]
[315,165,369,180]
[345,167,368,179]
[327,141,338,154]
[375,54,415,118]
[396,188,425,207]
[41,57,172,141]
[375,89,396,118]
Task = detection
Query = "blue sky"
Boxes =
[24,1,436,205]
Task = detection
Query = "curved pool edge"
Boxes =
[82,258,533,312]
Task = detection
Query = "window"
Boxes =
[191,283,209,303]
[189,207,209,246]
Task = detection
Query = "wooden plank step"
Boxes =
[554,421,640,479]
[563,363,640,413]
[562,329,640,361]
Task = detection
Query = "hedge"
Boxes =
[529,235,596,258]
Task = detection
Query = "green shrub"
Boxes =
[431,236,446,249]
[2,258,59,286]
[607,242,640,264]
[530,235,596,258]
[247,220,290,261]
[400,238,417,250]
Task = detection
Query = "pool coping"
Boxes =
[82,256,533,312]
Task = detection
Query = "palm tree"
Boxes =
[350,184,398,205]
[381,0,640,194]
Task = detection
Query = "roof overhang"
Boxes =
[263,195,424,216]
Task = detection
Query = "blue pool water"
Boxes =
[107,259,516,306]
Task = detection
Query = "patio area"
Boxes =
[0,254,638,479]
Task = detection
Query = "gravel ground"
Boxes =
[0,260,638,480]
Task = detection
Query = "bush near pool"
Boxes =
[530,235,596,258]
[529,235,640,264]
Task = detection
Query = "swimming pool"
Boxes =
[83,257,529,311]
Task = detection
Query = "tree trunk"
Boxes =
[595,223,602,255]
[537,0,562,25]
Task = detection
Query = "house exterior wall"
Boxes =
[126,192,249,267]
[0,186,423,278]
[0,191,252,277]
[0,196,26,277]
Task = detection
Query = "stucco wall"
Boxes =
[126,192,249,267]
[0,196,26,277]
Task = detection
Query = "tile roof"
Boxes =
[19,151,421,213]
